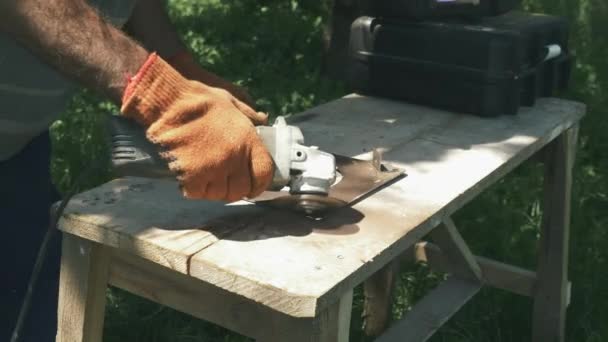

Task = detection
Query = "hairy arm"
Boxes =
[124,0,257,107]
[0,0,149,103]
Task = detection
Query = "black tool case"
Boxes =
[346,12,572,116]
[369,0,521,20]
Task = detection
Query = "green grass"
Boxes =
[50,0,608,340]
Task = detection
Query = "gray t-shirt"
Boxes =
[0,0,137,160]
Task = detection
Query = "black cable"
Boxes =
[10,164,101,342]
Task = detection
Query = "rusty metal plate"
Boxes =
[328,153,405,205]
[250,151,406,215]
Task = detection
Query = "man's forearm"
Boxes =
[0,0,149,102]
[123,0,256,107]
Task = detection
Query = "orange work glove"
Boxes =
[168,50,259,113]
[121,53,274,201]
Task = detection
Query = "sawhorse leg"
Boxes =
[532,125,578,342]
[358,126,579,342]
[310,289,353,342]
[258,289,353,342]
[368,218,483,342]
[56,233,110,342]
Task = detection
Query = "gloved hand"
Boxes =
[120,53,274,201]
[167,50,261,118]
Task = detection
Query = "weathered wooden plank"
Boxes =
[189,97,583,317]
[428,218,482,281]
[107,249,317,341]
[256,290,353,342]
[415,242,537,297]
[363,260,400,337]
[377,277,481,342]
[111,242,355,342]
[56,233,110,342]
[291,96,584,163]
[58,95,584,319]
[58,178,264,274]
[532,125,578,342]
[188,195,440,318]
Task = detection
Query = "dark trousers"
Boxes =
[1,132,61,342]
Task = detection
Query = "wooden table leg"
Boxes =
[363,261,400,337]
[265,289,353,342]
[532,125,578,342]
[311,289,353,342]
[56,233,111,342]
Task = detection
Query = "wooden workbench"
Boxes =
[56,95,584,342]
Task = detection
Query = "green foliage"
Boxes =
[167,0,344,116]
[50,90,115,192]
[50,0,608,340]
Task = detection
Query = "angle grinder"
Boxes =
[107,115,345,215]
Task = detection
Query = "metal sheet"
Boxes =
[250,153,406,215]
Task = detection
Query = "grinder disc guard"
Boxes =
[250,151,405,216]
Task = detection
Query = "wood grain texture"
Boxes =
[56,234,110,342]
[189,97,584,316]
[58,178,265,273]
[107,249,315,341]
[58,95,585,318]
[363,260,400,337]
[311,289,353,342]
[532,126,579,342]
[377,277,481,342]
[256,289,353,342]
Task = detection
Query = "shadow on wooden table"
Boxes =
[203,205,365,242]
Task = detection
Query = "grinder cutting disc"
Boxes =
[263,194,347,216]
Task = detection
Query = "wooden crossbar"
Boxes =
[376,277,481,342]
[427,218,482,281]
[415,241,537,298]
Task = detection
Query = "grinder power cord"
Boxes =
[10,51,279,342]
